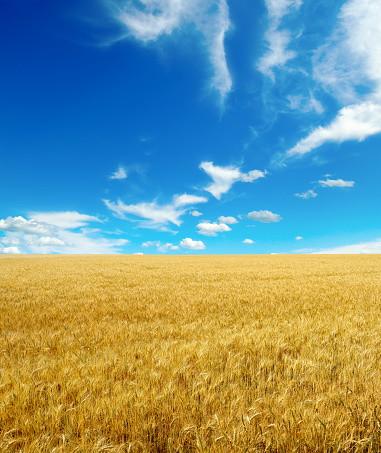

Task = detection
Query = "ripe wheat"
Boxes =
[0,254,381,452]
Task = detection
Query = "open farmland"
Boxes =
[1,255,381,452]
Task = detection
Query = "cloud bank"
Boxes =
[0,214,127,254]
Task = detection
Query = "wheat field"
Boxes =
[0,254,381,452]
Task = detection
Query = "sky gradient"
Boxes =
[1,0,380,254]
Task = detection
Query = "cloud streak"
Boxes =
[315,238,381,254]
[117,0,232,101]
[257,0,302,80]
[29,211,103,229]
[319,179,354,188]
[287,102,381,157]
[104,193,208,230]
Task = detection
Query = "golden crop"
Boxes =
[1,254,381,452]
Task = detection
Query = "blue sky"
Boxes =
[1,0,380,254]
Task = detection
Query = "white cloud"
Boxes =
[295,236,303,240]
[117,0,232,101]
[29,211,102,229]
[27,230,129,254]
[295,189,317,199]
[257,0,302,79]
[0,216,56,236]
[200,161,266,199]
[104,193,207,230]
[172,194,207,207]
[24,236,66,247]
[190,210,203,217]
[287,102,381,157]
[247,210,282,223]
[319,178,355,188]
[180,237,206,250]
[315,238,381,254]
[243,239,255,244]
[110,166,127,180]
[141,240,179,252]
[0,216,128,254]
[288,93,324,115]
[287,0,381,157]
[0,236,20,245]
[133,252,144,255]
[197,221,231,236]
[218,216,238,224]
[142,241,157,247]
[313,0,381,104]
[159,242,179,251]
[0,244,21,254]
[257,30,296,80]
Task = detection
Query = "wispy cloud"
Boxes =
[287,0,381,157]
[197,221,231,236]
[117,0,232,101]
[104,193,207,230]
[200,161,266,199]
[109,166,128,180]
[190,210,203,217]
[142,240,179,252]
[295,236,303,240]
[243,238,255,244]
[319,178,354,188]
[180,237,206,250]
[294,189,317,199]
[25,236,66,247]
[314,238,381,254]
[28,211,103,229]
[247,210,282,223]
[287,102,381,157]
[257,0,302,80]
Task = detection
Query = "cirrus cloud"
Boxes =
[117,0,232,101]
[28,211,103,229]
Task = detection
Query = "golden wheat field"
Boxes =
[1,254,381,452]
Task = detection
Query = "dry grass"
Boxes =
[1,254,381,452]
